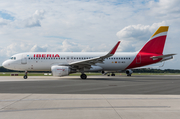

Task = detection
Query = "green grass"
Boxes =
[0,72,180,76]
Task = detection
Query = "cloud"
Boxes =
[22,10,45,28]
[0,40,83,58]
[0,18,10,26]
[0,43,32,57]
[30,44,47,52]
[148,0,180,18]
[0,39,110,60]
[44,40,92,52]
[116,21,167,51]
[60,40,80,52]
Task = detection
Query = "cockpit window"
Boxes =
[10,57,16,60]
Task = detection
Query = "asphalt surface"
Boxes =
[1,75,180,119]
[0,75,180,94]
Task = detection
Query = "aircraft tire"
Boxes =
[111,73,115,76]
[23,75,28,79]
[80,74,87,79]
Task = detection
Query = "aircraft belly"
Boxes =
[27,61,51,71]
[97,62,129,70]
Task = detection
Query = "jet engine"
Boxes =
[51,66,70,77]
[126,69,133,76]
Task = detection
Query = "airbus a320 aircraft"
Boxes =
[2,26,175,79]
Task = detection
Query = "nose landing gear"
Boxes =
[23,71,28,79]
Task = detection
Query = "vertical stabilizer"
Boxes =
[139,26,169,54]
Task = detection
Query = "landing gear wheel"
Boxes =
[111,73,115,76]
[80,74,87,79]
[23,75,28,79]
[23,71,28,79]
[127,74,131,76]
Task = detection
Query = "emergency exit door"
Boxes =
[21,54,27,64]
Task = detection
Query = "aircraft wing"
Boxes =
[68,41,120,69]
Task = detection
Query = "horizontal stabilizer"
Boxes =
[150,54,176,60]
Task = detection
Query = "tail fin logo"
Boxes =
[150,26,169,38]
[139,26,169,54]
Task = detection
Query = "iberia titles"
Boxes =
[33,54,60,58]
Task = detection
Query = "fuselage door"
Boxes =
[136,54,141,64]
[21,54,27,64]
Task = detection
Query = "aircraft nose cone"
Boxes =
[2,60,9,68]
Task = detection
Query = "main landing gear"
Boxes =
[23,71,28,79]
[107,73,115,76]
[111,73,115,76]
[80,73,87,79]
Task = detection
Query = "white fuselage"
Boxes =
[2,52,137,72]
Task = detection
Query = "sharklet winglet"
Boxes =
[109,41,120,55]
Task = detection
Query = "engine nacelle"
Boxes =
[126,69,133,76]
[51,66,70,77]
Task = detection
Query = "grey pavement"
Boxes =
[0,75,180,119]
[0,75,179,94]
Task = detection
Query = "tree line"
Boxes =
[133,69,180,73]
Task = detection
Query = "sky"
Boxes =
[0,0,179,69]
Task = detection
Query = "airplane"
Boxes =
[2,26,176,79]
